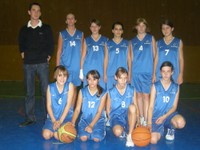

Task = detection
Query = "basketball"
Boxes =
[132,127,151,147]
[58,122,77,143]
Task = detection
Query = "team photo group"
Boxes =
[18,2,186,148]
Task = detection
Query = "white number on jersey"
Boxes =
[116,48,119,54]
[93,45,99,51]
[121,101,126,108]
[58,98,62,105]
[139,45,143,51]
[70,41,76,47]
[88,101,95,108]
[165,49,169,55]
[163,96,170,103]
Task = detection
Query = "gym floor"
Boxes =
[0,83,200,150]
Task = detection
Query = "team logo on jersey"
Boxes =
[99,42,105,46]
[144,40,151,44]
[75,35,82,40]
[171,43,179,48]
[120,43,128,48]
[126,92,132,98]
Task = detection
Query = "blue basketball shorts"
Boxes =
[132,73,152,94]
[78,117,106,141]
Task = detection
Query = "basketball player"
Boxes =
[71,70,107,142]
[42,66,74,140]
[156,19,184,85]
[56,13,85,108]
[130,18,157,126]
[104,22,131,90]
[106,67,138,147]
[80,19,108,90]
[148,61,186,144]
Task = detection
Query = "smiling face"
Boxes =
[56,71,67,86]
[161,24,174,37]
[28,4,41,21]
[87,74,99,89]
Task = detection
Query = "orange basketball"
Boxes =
[58,122,77,143]
[132,127,151,147]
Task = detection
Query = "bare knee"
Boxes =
[150,133,160,144]
[113,125,123,137]
[128,104,137,114]
[80,136,88,142]
[171,115,186,129]
[42,129,53,140]
[176,117,186,129]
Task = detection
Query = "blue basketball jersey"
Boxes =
[153,80,179,120]
[80,86,106,122]
[156,37,180,82]
[131,34,154,74]
[106,39,129,77]
[83,35,108,89]
[60,29,83,73]
[109,84,134,118]
[47,82,73,120]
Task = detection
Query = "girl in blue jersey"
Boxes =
[71,70,107,142]
[106,67,138,147]
[104,22,131,90]
[80,19,108,90]
[131,18,157,126]
[156,19,184,85]
[56,13,85,107]
[42,65,74,140]
[148,61,186,144]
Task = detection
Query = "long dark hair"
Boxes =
[86,70,103,97]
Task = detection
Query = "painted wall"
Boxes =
[0,45,199,83]
[0,0,199,82]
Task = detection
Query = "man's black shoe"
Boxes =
[19,120,36,127]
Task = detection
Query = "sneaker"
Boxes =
[143,120,147,126]
[19,120,36,127]
[140,116,144,126]
[165,128,175,141]
[126,134,134,147]
[106,119,110,127]
[119,131,126,139]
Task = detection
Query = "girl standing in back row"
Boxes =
[104,22,131,90]
[56,13,85,108]
[130,18,157,126]
[80,19,108,90]
[156,19,184,84]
